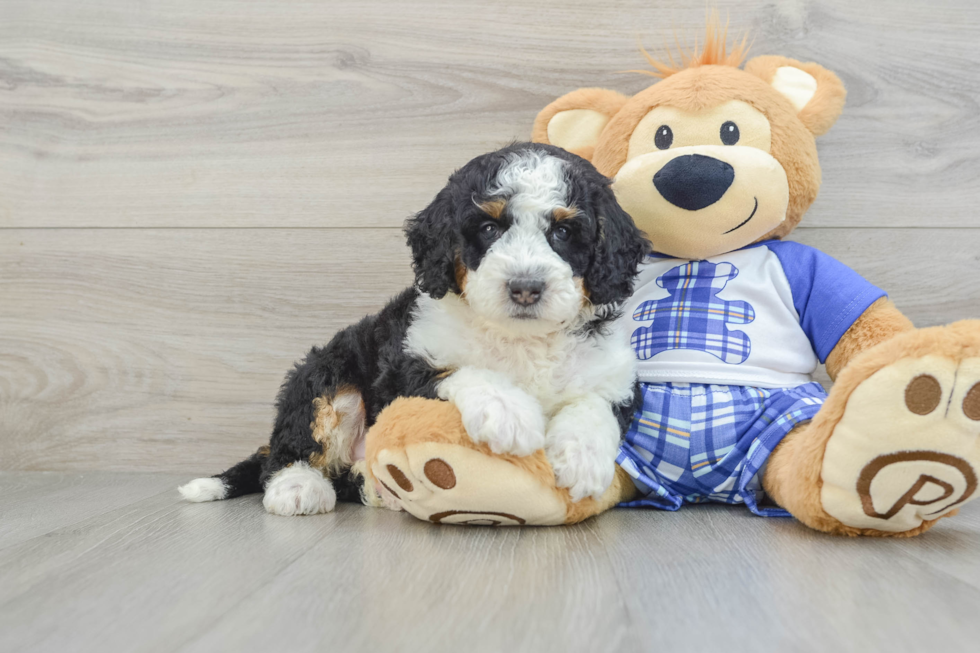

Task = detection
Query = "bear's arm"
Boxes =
[824,297,914,381]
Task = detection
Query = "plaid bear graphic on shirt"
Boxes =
[631,261,756,364]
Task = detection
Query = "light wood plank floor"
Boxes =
[1,471,979,653]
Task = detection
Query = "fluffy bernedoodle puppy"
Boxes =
[179,143,649,515]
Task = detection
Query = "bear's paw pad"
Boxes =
[372,442,567,526]
[821,353,980,532]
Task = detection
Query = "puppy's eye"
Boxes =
[480,221,500,239]
[551,224,571,242]
[720,121,740,145]
[655,125,673,150]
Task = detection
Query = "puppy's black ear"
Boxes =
[585,183,650,306]
[404,187,460,299]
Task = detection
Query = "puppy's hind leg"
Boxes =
[262,347,368,516]
[308,388,368,479]
[263,387,368,516]
[262,462,337,517]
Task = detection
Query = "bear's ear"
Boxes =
[532,88,630,161]
[744,55,846,137]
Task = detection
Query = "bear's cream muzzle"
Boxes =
[613,144,789,260]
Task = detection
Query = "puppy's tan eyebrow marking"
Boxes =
[478,199,506,219]
[553,206,579,221]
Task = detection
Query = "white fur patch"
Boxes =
[407,294,636,418]
[262,462,337,516]
[178,477,227,502]
[546,394,621,501]
[491,149,569,221]
[772,66,818,112]
[438,367,547,456]
[406,296,635,487]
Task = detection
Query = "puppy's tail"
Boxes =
[178,447,268,503]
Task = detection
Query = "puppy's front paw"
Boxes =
[454,385,546,456]
[546,397,621,502]
[438,368,546,456]
[550,441,616,502]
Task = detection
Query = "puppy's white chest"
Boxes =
[405,295,634,411]
[407,300,569,386]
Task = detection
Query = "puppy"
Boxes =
[179,143,649,515]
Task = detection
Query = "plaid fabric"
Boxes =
[631,261,756,364]
[616,381,827,517]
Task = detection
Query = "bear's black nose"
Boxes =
[653,154,735,211]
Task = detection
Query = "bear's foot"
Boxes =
[364,397,636,526]
[819,321,980,534]
[373,441,568,526]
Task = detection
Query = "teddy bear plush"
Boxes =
[364,22,980,535]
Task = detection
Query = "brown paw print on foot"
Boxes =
[822,355,980,533]
[371,441,567,526]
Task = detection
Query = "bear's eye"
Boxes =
[654,125,673,150]
[720,121,740,146]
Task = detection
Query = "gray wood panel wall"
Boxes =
[3,0,979,472]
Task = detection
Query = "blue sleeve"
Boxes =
[766,241,886,363]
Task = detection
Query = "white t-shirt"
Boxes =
[618,240,886,389]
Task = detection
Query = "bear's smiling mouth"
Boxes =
[722,197,759,235]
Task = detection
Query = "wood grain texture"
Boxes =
[0,471,184,550]
[0,228,412,472]
[0,486,347,653]
[600,507,980,651]
[0,473,978,653]
[2,227,979,473]
[1,0,980,228]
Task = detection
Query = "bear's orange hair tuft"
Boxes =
[629,11,750,79]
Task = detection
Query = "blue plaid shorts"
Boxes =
[616,382,827,517]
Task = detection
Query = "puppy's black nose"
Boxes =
[508,279,544,306]
[653,154,735,211]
